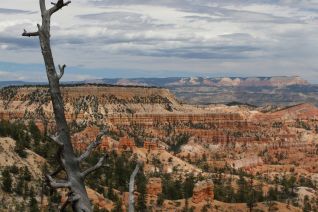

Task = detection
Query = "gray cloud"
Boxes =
[126,45,262,59]
[0,8,35,14]
[88,0,187,7]
[0,35,39,49]
[181,5,306,24]
[0,0,317,82]
[77,11,172,30]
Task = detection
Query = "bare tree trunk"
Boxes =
[129,163,140,212]
[22,1,106,211]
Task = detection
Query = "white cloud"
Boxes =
[0,44,8,50]
[0,0,317,82]
[0,71,26,80]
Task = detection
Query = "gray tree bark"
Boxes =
[22,1,106,211]
[129,163,141,212]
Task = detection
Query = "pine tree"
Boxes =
[17,202,26,211]
[303,195,312,212]
[236,174,248,202]
[15,175,25,195]
[246,176,257,212]
[201,203,211,212]
[23,182,29,199]
[29,120,42,144]
[288,174,297,197]
[157,194,164,206]
[267,187,278,201]
[136,171,147,212]
[48,191,61,211]
[23,167,32,181]
[136,193,147,212]
[29,187,40,212]
[183,174,195,199]
[93,205,101,212]
[107,184,116,202]
[1,169,12,193]
[112,198,123,212]
[14,135,27,158]
[182,198,189,212]
[225,182,236,202]
[246,190,256,212]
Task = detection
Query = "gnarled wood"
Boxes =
[129,163,141,212]
[46,175,71,189]
[81,155,107,178]
[57,64,66,80]
[22,1,106,211]
[78,130,107,162]
[22,29,39,37]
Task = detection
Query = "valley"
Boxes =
[0,84,317,211]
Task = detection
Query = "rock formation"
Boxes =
[146,178,162,197]
[192,180,214,204]
[118,136,135,151]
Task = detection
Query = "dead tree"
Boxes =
[22,1,107,211]
[129,162,141,212]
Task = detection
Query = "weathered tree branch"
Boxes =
[39,0,46,15]
[37,24,41,31]
[81,155,107,179]
[50,166,63,177]
[46,134,66,175]
[69,192,81,202]
[49,0,71,15]
[47,134,64,146]
[46,175,71,189]
[23,0,105,210]
[77,141,100,162]
[57,64,66,80]
[78,130,107,162]
[22,29,39,37]
[60,191,81,211]
[129,162,141,212]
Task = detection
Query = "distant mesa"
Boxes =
[1,76,317,106]
[84,76,309,87]
[0,76,309,88]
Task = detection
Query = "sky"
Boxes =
[0,0,318,82]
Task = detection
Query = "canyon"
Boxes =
[0,84,317,211]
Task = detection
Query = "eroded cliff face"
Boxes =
[1,85,318,211]
[1,86,317,167]
[147,178,162,197]
[192,180,214,204]
[0,85,181,127]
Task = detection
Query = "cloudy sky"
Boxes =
[0,0,317,82]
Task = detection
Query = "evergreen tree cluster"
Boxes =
[1,165,32,195]
[168,133,190,153]
[83,151,148,211]
[0,119,58,160]
[213,173,263,207]
[0,120,30,157]
[0,165,41,211]
[157,173,195,202]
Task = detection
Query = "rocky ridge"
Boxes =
[0,84,318,211]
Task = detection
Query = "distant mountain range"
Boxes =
[0,81,34,88]
[84,76,308,87]
[1,76,318,106]
[84,76,318,106]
